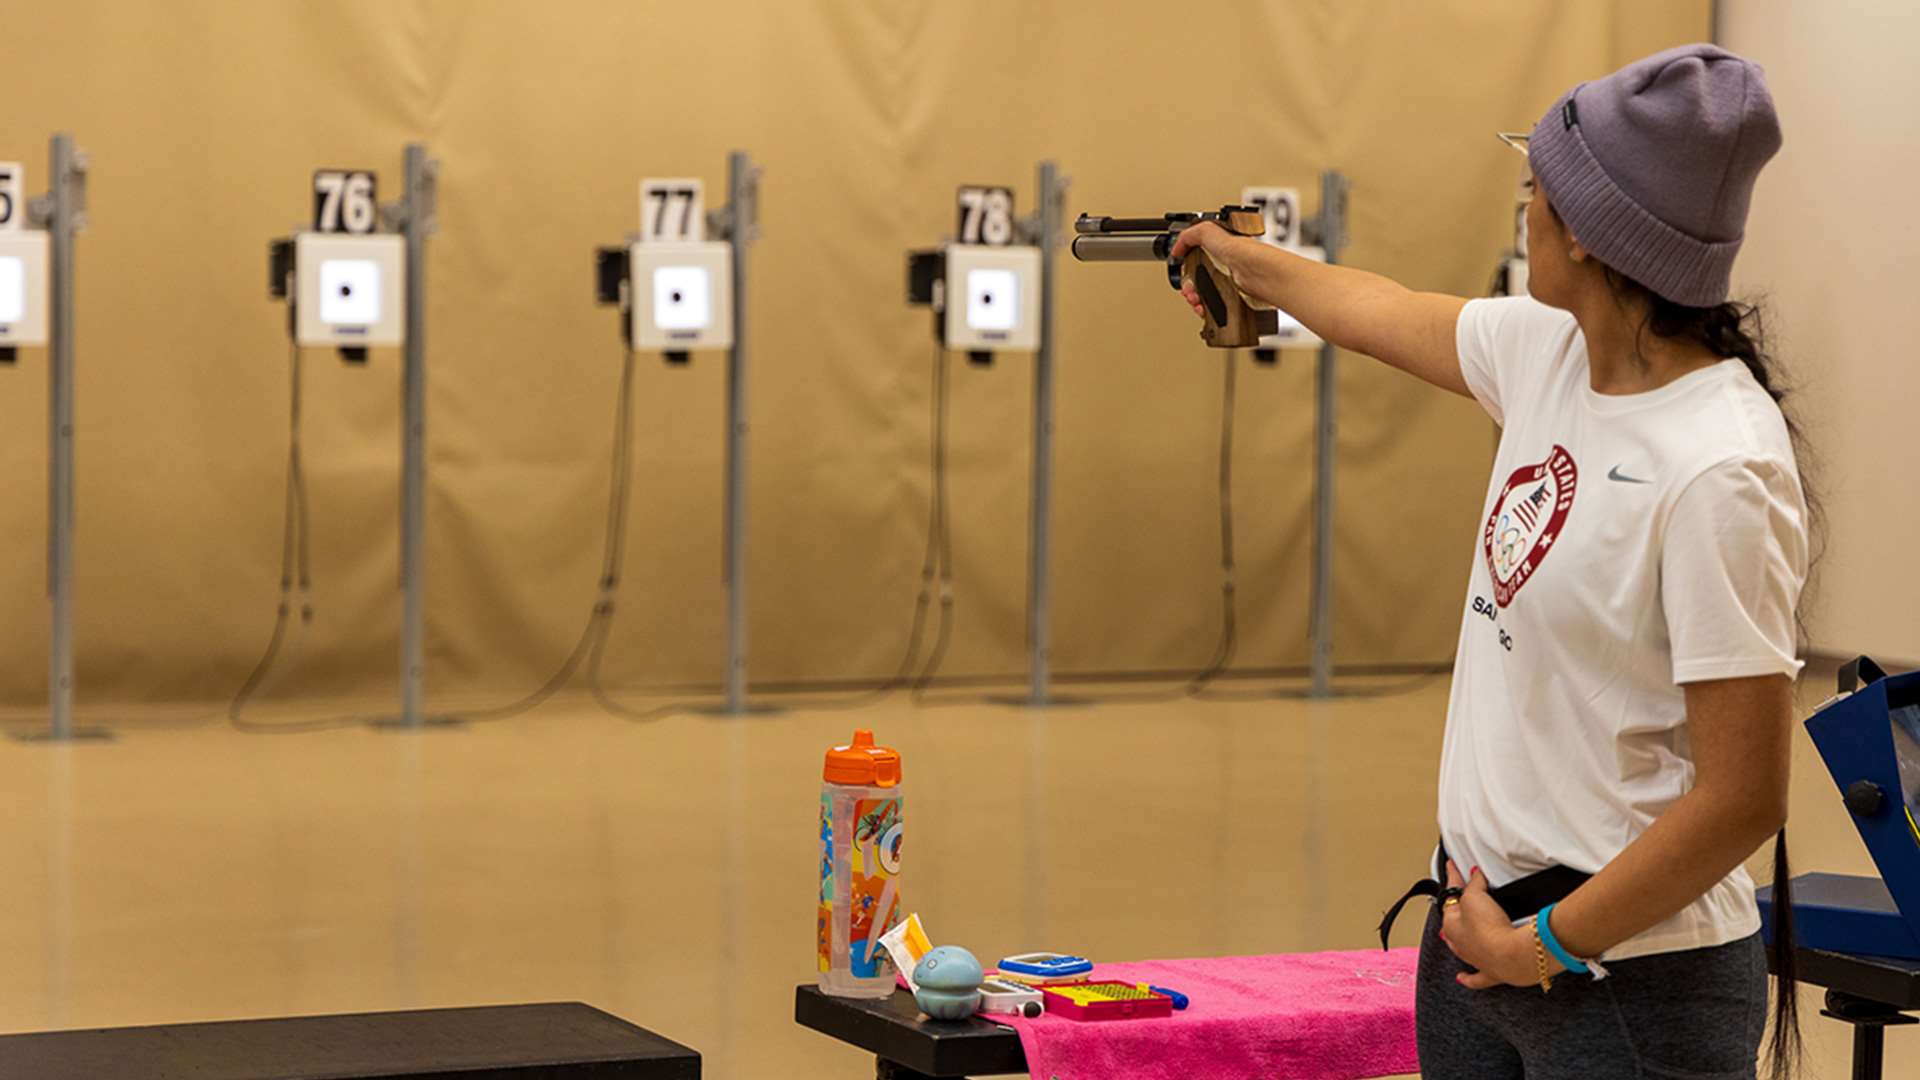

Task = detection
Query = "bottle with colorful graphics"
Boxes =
[818,729,904,998]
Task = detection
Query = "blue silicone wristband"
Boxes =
[1536,903,1590,975]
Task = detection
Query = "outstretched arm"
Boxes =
[1172,222,1471,397]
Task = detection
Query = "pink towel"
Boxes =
[988,949,1419,1080]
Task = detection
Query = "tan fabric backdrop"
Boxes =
[0,1,1707,708]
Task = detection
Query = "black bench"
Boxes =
[0,1001,699,1080]
[794,985,1025,1079]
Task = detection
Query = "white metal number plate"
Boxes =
[0,162,22,232]
[956,185,1015,246]
[1240,186,1302,248]
[313,170,379,235]
[640,179,705,243]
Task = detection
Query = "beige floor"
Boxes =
[0,670,1910,1079]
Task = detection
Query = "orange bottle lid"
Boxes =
[824,729,902,787]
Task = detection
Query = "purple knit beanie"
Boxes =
[1528,43,1782,307]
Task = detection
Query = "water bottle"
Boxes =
[817,729,904,998]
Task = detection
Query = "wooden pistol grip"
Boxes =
[1180,249,1266,349]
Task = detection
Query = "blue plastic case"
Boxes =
[997,952,1094,979]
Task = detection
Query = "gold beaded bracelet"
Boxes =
[1532,921,1554,993]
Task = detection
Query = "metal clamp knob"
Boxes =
[1843,780,1885,818]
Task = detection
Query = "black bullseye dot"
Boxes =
[981,293,993,305]
[670,291,683,304]
[339,284,353,297]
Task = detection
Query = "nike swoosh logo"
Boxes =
[1607,465,1651,484]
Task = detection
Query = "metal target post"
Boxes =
[604,156,759,717]
[47,134,82,739]
[1307,170,1349,699]
[717,150,759,715]
[392,143,438,728]
[16,133,107,742]
[1023,160,1068,706]
[256,151,433,731]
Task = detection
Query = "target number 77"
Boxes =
[640,179,706,243]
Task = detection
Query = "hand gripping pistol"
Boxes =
[1070,206,1276,348]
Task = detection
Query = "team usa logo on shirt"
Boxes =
[1484,445,1578,607]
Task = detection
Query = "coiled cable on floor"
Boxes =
[594,342,956,720]
[230,343,363,734]
[1186,348,1239,695]
[1188,348,1448,702]
[908,343,955,700]
[910,350,1239,710]
[461,348,642,722]
[914,346,1448,708]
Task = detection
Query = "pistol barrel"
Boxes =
[1070,234,1173,262]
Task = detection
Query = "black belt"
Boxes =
[1378,841,1592,950]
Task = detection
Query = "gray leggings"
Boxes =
[1415,906,1768,1079]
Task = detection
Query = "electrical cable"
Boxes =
[457,348,643,722]
[908,343,955,700]
[516,660,1438,697]
[1182,348,1450,702]
[229,342,364,734]
[593,341,956,720]
[748,340,951,712]
[1186,348,1239,694]
[224,333,952,731]
[292,343,313,620]
[908,348,1236,710]
[229,333,1441,731]
[235,342,621,733]
[1190,667,1451,701]
[914,347,1238,708]
[0,344,316,737]
[913,345,1446,709]
[1178,347,1450,703]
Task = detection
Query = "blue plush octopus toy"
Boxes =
[912,946,985,1020]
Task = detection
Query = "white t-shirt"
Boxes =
[1439,297,1809,961]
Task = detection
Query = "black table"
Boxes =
[1771,947,1920,1080]
[0,1001,701,1080]
[795,985,1025,1079]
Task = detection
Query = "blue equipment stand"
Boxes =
[1760,657,1920,1078]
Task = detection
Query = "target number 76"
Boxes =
[313,170,378,235]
